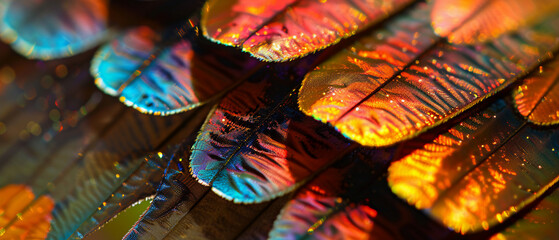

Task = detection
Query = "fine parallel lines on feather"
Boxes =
[201,0,415,61]
[514,57,559,125]
[388,98,559,234]
[432,0,559,44]
[299,1,559,147]
[91,25,261,116]
[188,57,356,203]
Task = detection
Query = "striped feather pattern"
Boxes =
[270,151,450,239]
[202,0,414,61]
[432,0,559,44]
[91,25,257,115]
[2,1,559,239]
[299,2,436,132]
[124,168,210,240]
[389,99,559,233]
[190,72,351,203]
[514,57,559,125]
[300,1,559,147]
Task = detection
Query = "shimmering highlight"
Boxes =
[202,0,413,61]
[389,100,559,234]
[491,187,559,240]
[91,26,244,115]
[514,57,559,125]
[300,3,436,124]
[432,0,559,44]
[190,75,349,203]
[300,2,559,147]
[268,164,377,240]
[270,155,447,239]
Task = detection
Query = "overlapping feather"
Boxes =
[2,0,559,239]
[492,187,559,240]
[514,57,559,125]
[269,150,452,239]
[388,98,559,233]
[189,69,352,203]
[0,44,212,239]
[91,25,256,115]
[299,0,559,147]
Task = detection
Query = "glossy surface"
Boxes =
[269,153,450,239]
[123,120,279,240]
[300,2,559,147]
[91,26,246,115]
[269,156,369,240]
[0,0,108,59]
[0,185,54,239]
[514,57,559,125]
[3,1,559,239]
[491,187,559,240]
[190,73,350,203]
[388,100,559,233]
[201,0,413,61]
[271,189,378,240]
[299,2,435,143]
[432,0,559,44]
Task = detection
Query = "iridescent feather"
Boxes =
[299,1,559,147]
[201,0,414,61]
[269,151,450,239]
[432,0,559,44]
[190,70,351,203]
[0,0,108,60]
[388,99,559,233]
[514,57,559,125]
[491,187,559,240]
[91,26,252,115]
[0,185,54,239]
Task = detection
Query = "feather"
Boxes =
[388,99,559,234]
[299,1,559,147]
[189,68,352,204]
[514,57,559,125]
[43,105,207,239]
[126,164,289,240]
[0,53,107,187]
[91,25,256,115]
[269,150,452,239]
[432,0,559,44]
[491,186,559,240]
[124,170,207,239]
[3,0,559,239]
[70,151,170,238]
[0,50,209,239]
[0,0,108,60]
[201,0,414,61]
